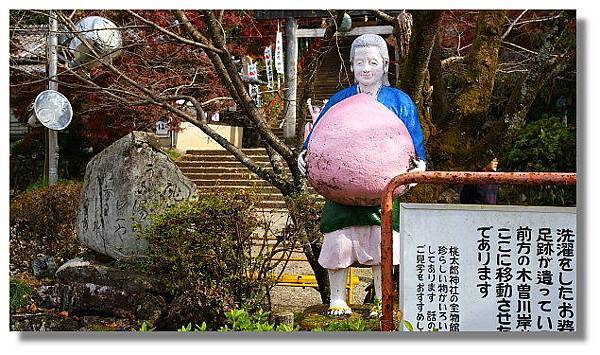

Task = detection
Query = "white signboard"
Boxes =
[399,203,576,332]
[155,120,169,136]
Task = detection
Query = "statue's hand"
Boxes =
[297,150,308,176]
[407,157,426,188]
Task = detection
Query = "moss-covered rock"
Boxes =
[297,304,379,331]
[298,303,405,331]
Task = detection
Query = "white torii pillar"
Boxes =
[283,17,298,141]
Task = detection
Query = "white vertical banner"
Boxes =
[275,30,284,76]
[247,61,261,106]
[264,45,274,90]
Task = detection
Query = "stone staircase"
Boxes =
[176,148,290,210]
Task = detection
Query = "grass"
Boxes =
[10,279,33,311]
[164,149,182,161]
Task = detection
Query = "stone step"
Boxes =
[178,167,294,175]
[177,166,268,174]
[197,192,288,209]
[193,181,321,195]
[186,148,268,156]
[184,172,264,180]
[196,185,282,194]
[178,148,323,211]
[191,179,272,187]
[180,155,271,162]
[176,161,271,168]
[177,162,295,176]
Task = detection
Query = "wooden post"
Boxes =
[47,10,59,186]
[283,17,298,141]
[347,267,354,304]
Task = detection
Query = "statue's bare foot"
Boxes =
[328,299,352,316]
[368,299,382,318]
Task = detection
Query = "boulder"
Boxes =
[25,259,168,326]
[9,313,140,331]
[55,258,166,295]
[32,255,57,277]
[34,282,166,324]
[10,313,81,331]
[77,131,197,260]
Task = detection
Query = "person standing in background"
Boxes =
[460,157,499,204]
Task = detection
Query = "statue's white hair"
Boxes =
[350,34,390,86]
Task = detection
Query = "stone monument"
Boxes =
[77,131,197,260]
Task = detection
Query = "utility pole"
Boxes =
[47,10,59,185]
[283,17,298,142]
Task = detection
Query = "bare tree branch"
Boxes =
[56,10,291,191]
[502,10,528,40]
[126,10,224,54]
[201,11,296,181]
[441,56,464,69]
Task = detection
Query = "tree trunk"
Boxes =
[287,13,347,303]
[399,10,443,141]
[431,10,506,170]
[472,12,575,161]
[429,33,449,125]
[501,12,575,139]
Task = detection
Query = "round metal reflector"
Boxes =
[33,90,73,130]
[69,16,122,66]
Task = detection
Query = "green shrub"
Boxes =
[402,320,439,332]
[10,181,87,273]
[504,116,575,172]
[132,321,157,332]
[311,318,371,332]
[9,279,33,311]
[136,190,274,330]
[177,322,208,332]
[9,136,45,195]
[25,178,48,192]
[25,177,77,192]
[218,308,297,332]
[502,116,576,206]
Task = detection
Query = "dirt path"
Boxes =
[269,259,375,313]
[256,210,376,314]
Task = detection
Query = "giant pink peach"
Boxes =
[306,93,415,206]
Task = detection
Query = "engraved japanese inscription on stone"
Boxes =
[78,132,197,260]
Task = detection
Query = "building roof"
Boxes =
[10,25,47,73]
[254,10,404,20]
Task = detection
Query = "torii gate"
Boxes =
[254,10,395,141]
